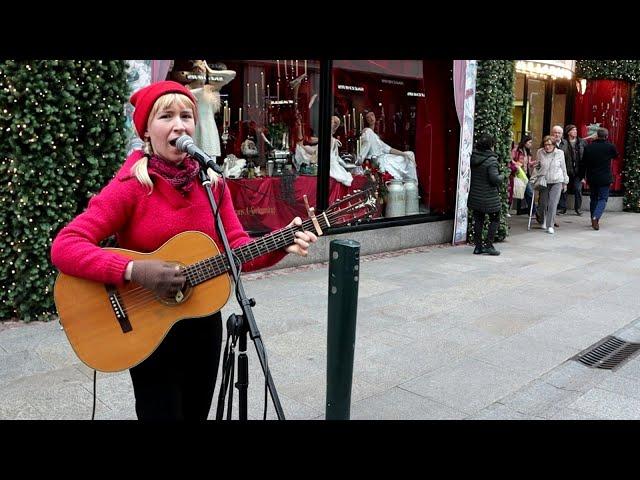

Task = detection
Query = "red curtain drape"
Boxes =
[573,79,632,192]
[420,61,460,214]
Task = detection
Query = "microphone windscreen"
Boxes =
[175,135,193,152]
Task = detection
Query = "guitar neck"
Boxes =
[184,215,327,286]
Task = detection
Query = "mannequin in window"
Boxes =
[294,111,317,171]
[293,116,353,186]
[329,116,353,186]
[358,110,417,183]
[183,60,236,158]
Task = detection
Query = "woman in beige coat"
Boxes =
[535,135,569,234]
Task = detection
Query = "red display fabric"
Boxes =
[573,79,632,192]
[226,175,372,234]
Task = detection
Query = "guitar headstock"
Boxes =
[322,188,378,228]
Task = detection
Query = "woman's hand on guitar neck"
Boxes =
[284,217,318,257]
[130,260,186,298]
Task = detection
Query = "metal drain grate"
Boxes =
[573,336,640,370]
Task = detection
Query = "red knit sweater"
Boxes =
[51,150,287,285]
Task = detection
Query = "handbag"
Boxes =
[533,174,547,190]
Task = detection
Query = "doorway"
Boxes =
[513,72,573,148]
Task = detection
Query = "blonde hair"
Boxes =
[541,135,555,148]
[130,92,219,193]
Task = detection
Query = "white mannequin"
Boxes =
[329,116,353,186]
[292,116,352,186]
[358,110,417,183]
[188,60,236,158]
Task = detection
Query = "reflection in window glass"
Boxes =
[526,78,546,149]
[331,60,459,218]
[169,59,320,235]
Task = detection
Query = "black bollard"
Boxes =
[326,239,360,420]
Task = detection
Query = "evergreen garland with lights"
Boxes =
[576,60,640,213]
[0,60,129,321]
[468,60,515,243]
[576,60,640,82]
[623,84,640,211]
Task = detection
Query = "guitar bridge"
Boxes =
[105,284,132,333]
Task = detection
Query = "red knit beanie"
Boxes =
[129,80,197,138]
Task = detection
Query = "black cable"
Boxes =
[215,175,276,420]
[228,210,278,420]
[91,369,96,420]
[263,361,269,420]
[214,173,226,216]
[215,327,235,420]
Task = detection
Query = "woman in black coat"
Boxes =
[468,134,504,255]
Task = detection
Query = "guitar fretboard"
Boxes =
[183,216,326,287]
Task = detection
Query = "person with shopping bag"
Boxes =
[511,135,535,215]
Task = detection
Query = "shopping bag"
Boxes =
[513,176,526,199]
[515,166,528,182]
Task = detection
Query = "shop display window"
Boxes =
[163,59,459,234]
[332,60,459,219]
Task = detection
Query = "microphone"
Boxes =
[174,135,224,175]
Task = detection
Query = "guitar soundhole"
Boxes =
[158,283,192,306]
[158,262,193,306]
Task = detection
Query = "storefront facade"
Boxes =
[127,59,467,266]
[511,60,633,210]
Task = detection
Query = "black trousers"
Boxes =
[129,312,222,420]
[473,210,500,247]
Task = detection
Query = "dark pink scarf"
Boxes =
[148,155,200,195]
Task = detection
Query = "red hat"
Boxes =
[129,80,197,138]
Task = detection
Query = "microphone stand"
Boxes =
[196,165,285,420]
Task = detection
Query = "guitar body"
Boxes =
[52,188,376,374]
[54,231,231,373]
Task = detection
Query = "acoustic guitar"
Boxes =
[54,189,377,372]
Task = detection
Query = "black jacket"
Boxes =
[468,149,503,213]
[579,139,618,187]
[559,137,587,178]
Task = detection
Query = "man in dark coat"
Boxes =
[578,127,618,230]
[559,124,588,216]
[468,133,504,255]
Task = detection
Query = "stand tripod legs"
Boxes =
[216,312,284,420]
[236,324,248,420]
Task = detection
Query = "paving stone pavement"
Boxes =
[2,211,640,420]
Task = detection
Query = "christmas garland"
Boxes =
[576,60,640,83]
[468,60,515,243]
[0,60,129,321]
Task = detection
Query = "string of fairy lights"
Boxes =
[469,60,515,243]
[0,60,129,321]
[1,59,639,320]
[622,84,640,212]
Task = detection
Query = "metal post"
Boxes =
[326,239,360,420]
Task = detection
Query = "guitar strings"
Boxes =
[118,202,364,313]
[118,226,299,308]
[114,198,367,315]
[118,228,303,313]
